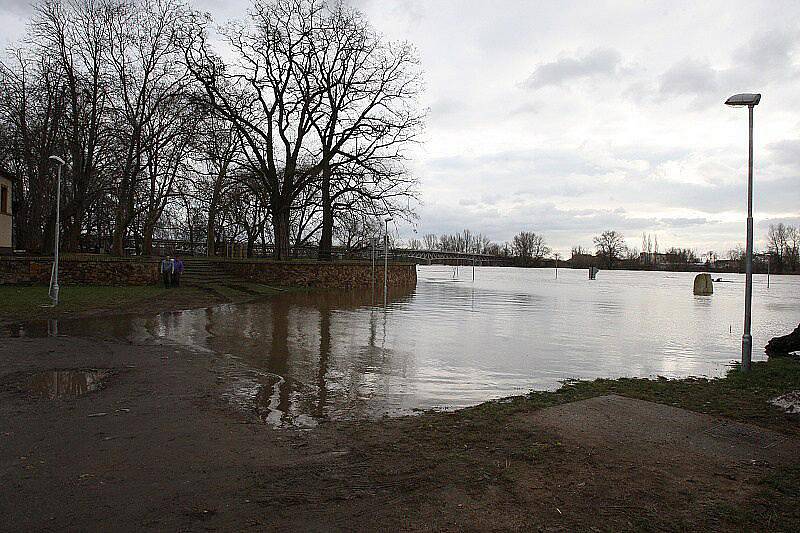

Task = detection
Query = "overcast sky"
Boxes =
[2,0,798,255]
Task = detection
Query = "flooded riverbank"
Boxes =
[13,267,799,427]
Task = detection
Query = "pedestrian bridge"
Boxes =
[390,249,512,266]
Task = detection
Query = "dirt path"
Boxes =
[1,335,798,531]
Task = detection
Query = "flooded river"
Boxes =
[23,267,800,426]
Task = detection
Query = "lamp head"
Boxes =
[384,217,393,222]
[725,93,761,107]
[48,155,65,165]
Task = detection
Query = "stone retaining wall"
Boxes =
[217,259,417,289]
[0,256,160,285]
[0,256,416,289]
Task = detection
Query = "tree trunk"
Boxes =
[142,222,155,256]
[206,208,216,257]
[318,166,333,261]
[247,233,256,258]
[272,208,291,260]
[111,218,126,256]
[64,207,84,252]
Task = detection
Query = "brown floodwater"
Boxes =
[12,267,800,427]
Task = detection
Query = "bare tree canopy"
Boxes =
[593,230,626,268]
[183,0,424,259]
[0,0,424,259]
[513,231,550,266]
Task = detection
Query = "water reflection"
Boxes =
[157,286,416,427]
[28,369,110,399]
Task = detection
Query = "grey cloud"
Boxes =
[524,47,622,89]
[767,139,800,167]
[736,29,797,72]
[611,145,690,167]
[429,149,605,179]
[757,217,800,233]
[624,175,800,215]
[507,101,541,117]
[654,217,708,228]
[0,1,32,15]
[430,97,466,119]
[658,59,718,98]
[655,29,800,103]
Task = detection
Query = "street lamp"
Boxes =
[48,155,65,306]
[725,92,761,372]
[384,217,393,305]
[371,235,376,303]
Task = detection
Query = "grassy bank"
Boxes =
[0,282,284,323]
[464,357,800,436]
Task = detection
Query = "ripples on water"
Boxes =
[22,267,800,427]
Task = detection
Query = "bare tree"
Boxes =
[191,111,241,256]
[333,210,380,253]
[0,47,67,253]
[106,0,193,255]
[422,233,437,250]
[31,0,115,252]
[138,93,198,255]
[787,225,799,272]
[184,0,326,259]
[310,1,424,259]
[513,231,550,266]
[593,230,626,268]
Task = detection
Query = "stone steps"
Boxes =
[178,259,246,287]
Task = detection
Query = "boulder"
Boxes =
[766,323,800,356]
[693,273,713,295]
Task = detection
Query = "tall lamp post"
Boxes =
[725,93,761,372]
[48,155,65,306]
[384,217,393,305]
[371,236,376,303]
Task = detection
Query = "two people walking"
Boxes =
[160,256,184,288]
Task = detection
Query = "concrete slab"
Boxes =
[525,394,799,464]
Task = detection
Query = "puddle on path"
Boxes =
[28,369,111,399]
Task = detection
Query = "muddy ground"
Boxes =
[2,333,799,531]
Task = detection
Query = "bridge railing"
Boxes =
[74,235,512,263]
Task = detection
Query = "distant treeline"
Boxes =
[407,225,800,274]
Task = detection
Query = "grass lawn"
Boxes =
[0,285,187,322]
[0,283,288,323]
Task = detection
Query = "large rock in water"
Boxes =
[693,273,713,295]
[766,323,800,356]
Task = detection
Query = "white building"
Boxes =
[0,168,14,254]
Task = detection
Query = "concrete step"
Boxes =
[175,259,249,287]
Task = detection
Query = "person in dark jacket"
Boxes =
[160,256,173,288]
[173,257,184,287]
